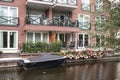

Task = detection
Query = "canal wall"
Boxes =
[1,53,120,68]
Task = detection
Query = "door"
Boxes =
[0,31,18,49]
[78,34,89,48]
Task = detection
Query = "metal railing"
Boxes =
[29,0,77,6]
[55,0,77,6]
[26,14,78,27]
[0,16,19,26]
[34,0,52,2]
[0,0,13,2]
[78,22,91,30]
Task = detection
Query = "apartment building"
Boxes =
[0,0,106,53]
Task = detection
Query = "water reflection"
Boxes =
[0,62,120,80]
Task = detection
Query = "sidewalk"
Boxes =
[0,53,22,68]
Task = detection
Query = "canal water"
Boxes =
[0,61,120,80]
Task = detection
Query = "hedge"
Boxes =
[21,41,62,53]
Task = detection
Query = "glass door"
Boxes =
[0,31,18,49]
[78,34,89,48]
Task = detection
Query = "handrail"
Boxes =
[28,0,77,6]
[53,0,77,6]
[78,22,91,29]
[26,14,78,27]
[0,16,19,26]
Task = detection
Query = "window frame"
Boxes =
[78,14,90,30]
[0,5,18,26]
[26,32,49,43]
[81,0,91,11]
[78,33,90,48]
[96,34,105,48]
[95,15,106,30]
[95,0,103,12]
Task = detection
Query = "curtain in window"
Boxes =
[13,32,17,48]
[0,32,3,48]
[35,33,41,43]
[27,33,33,42]
[10,8,18,25]
[43,33,48,42]
[0,6,8,24]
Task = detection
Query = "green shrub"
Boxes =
[21,41,62,53]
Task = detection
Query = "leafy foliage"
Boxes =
[21,41,62,53]
[101,1,120,49]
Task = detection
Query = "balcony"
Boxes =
[52,0,77,12]
[26,0,53,10]
[1,0,13,2]
[0,16,19,26]
[26,14,78,27]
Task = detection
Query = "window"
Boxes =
[78,33,89,48]
[1,0,13,2]
[27,32,48,43]
[117,31,120,38]
[96,34,105,47]
[78,14,90,30]
[0,5,18,26]
[95,0,103,12]
[95,16,106,30]
[0,31,18,49]
[81,0,90,11]
[43,33,48,42]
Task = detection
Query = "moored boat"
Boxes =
[17,54,66,69]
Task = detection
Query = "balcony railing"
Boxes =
[34,0,52,2]
[0,0,13,2]
[26,14,78,27]
[81,3,91,11]
[55,0,77,6]
[78,22,91,30]
[27,0,77,6]
[0,16,19,26]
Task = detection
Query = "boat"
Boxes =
[17,54,66,69]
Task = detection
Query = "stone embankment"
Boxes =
[0,53,120,68]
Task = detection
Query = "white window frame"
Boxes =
[96,34,105,48]
[78,33,90,49]
[81,0,90,11]
[0,30,18,49]
[78,14,90,30]
[0,5,18,25]
[95,0,103,11]
[95,15,106,30]
[26,32,49,43]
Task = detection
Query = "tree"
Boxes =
[104,0,120,51]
